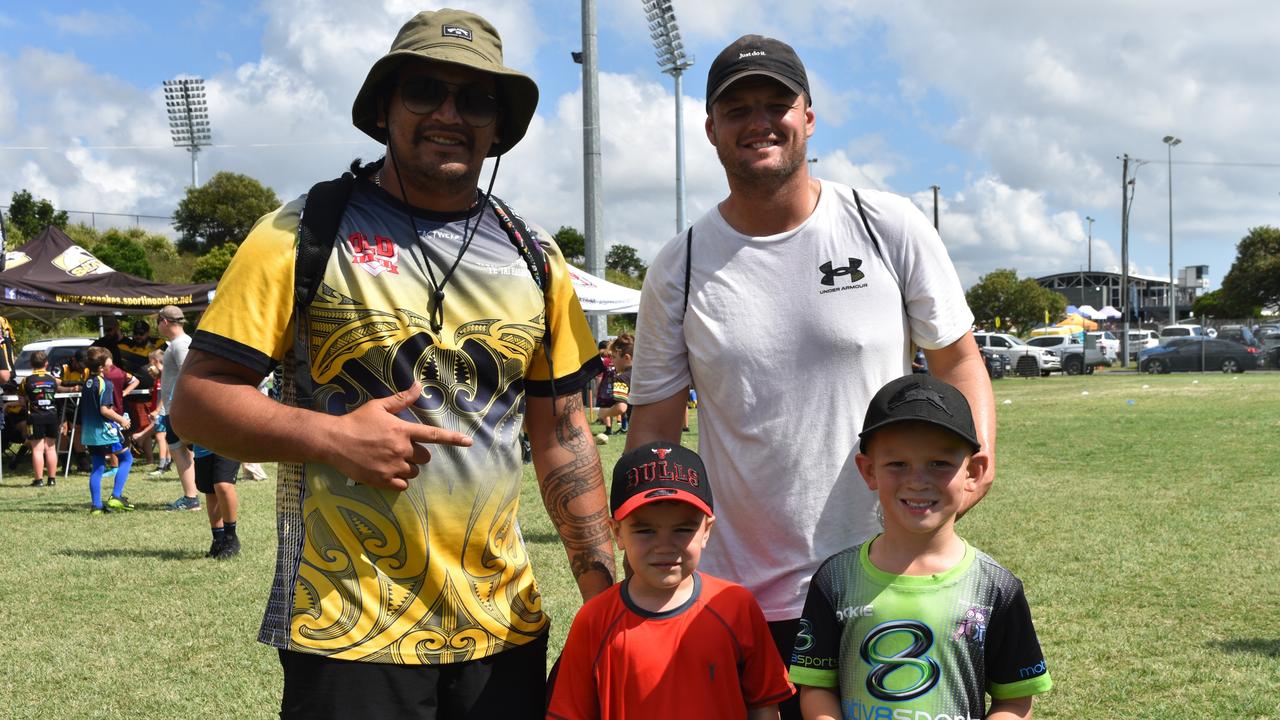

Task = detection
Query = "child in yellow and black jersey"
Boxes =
[21,351,61,486]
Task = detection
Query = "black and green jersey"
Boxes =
[790,538,1051,720]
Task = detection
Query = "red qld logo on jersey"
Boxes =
[347,232,400,277]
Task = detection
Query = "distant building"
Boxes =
[1035,265,1209,324]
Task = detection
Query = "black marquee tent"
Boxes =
[0,226,217,326]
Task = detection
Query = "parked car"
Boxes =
[973,332,1059,375]
[1214,324,1262,352]
[1024,335,1110,374]
[13,337,94,381]
[979,347,1007,379]
[1085,331,1120,361]
[1158,324,1205,345]
[1138,337,1261,374]
[1259,328,1280,369]
[1127,329,1160,359]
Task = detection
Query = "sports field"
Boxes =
[2,371,1277,719]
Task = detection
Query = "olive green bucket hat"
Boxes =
[351,8,539,157]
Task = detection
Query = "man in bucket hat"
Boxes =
[172,9,613,718]
[625,35,996,720]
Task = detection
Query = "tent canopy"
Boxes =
[1,226,216,326]
[1057,313,1098,331]
[565,266,640,316]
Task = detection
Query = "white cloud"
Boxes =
[3,0,1275,294]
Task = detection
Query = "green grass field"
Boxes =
[3,371,1278,719]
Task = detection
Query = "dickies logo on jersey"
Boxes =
[818,257,868,295]
[346,232,400,277]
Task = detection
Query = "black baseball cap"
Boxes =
[611,442,713,520]
[705,34,811,112]
[859,375,981,454]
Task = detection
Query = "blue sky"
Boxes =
[2,0,1278,299]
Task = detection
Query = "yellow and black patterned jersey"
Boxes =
[118,336,166,379]
[60,365,88,387]
[0,316,14,372]
[193,183,600,666]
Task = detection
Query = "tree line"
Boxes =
[3,172,279,285]
[12,172,1275,335]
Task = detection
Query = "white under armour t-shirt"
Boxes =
[630,181,975,620]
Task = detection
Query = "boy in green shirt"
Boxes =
[790,375,1051,720]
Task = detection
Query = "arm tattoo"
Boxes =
[539,393,615,585]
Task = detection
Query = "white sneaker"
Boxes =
[593,433,608,446]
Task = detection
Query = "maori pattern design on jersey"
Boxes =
[287,301,550,664]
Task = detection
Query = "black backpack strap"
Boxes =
[682,227,693,315]
[488,194,561,406]
[852,188,887,266]
[487,194,549,293]
[291,172,356,409]
[852,187,908,316]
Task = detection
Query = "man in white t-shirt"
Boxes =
[155,305,200,512]
[625,34,996,720]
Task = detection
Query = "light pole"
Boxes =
[644,0,694,233]
[164,78,212,187]
[580,0,606,340]
[1085,215,1094,273]
[1163,135,1181,323]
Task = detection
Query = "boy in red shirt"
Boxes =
[547,441,793,719]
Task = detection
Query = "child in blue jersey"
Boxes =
[81,347,134,514]
[791,376,1051,720]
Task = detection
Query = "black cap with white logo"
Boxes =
[859,375,981,453]
[705,34,811,112]
[611,442,714,520]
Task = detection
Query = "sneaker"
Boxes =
[166,495,202,512]
[215,535,241,560]
[593,433,608,446]
[45,478,56,487]
[157,459,173,472]
[105,495,135,512]
[30,478,44,487]
[147,466,166,477]
[89,507,105,516]
[206,536,225,558]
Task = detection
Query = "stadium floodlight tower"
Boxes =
[644,0,694,233]
[164,77,212,187]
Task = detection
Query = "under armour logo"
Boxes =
[819,258,864,286]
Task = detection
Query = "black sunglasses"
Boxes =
[398,76,499,128]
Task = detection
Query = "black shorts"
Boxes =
[194,453,239,494]
[87,441,126,458]
[278,634,548,720]
[28,419,60,440]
